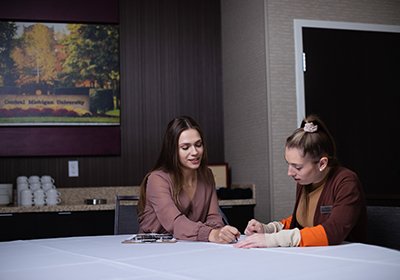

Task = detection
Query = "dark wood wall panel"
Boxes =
[0,0,224,187]
[119,0,224,183]
[0,127,121,157]
[0,0,119,23]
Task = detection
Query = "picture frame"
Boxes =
[208,164,228,189]
[0,20,120,126]
[0,17,121,156]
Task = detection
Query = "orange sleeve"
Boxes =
[280,216,292,229]
[299,225,329,247]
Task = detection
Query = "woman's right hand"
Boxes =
[209,225,240,244]
[244,219,265,236]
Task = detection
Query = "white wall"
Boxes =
[221,0,400,222]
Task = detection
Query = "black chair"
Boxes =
[366,206,400,250]
[219,206,229,226]
[114,195,140,235]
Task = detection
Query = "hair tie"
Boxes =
[304,122,318,133]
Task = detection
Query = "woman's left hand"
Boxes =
[233,233,267,248]
[234,229,301,248]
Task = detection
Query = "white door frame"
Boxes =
[293,19,400,126]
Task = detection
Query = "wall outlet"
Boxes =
[68,160,79,177]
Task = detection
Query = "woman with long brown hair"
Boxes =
[138,116,239,243]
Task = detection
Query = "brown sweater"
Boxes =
[288,166,367,245]
[138,170,224,241]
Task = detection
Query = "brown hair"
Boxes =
[286,114,338,167]
[286,115,339,213]
[138,116,213,214]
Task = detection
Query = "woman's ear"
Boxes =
[319,157,329,171]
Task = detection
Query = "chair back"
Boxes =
[367,206,400,250]
[114,195,139,235]
[219,206,229,226]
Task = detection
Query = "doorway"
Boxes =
[294,20,400,205]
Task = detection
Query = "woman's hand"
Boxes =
[209,225,240,244]
[244,219,265,235]
[233,233,267,248]
[234,229,301,248]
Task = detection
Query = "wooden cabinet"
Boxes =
[0,206,254,241]
[0,211,114,241]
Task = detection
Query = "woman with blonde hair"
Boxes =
[235,115,367,248]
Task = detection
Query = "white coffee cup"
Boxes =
[46,197,61,206]
[42,183,56,192]
[20,189,33,207]
[46,188,60,198]
[17,182,29,190]
[17,183,29,206]
[33,193,46,206]
[46,188,61,205]
[34,189,45,197]
[41,175,55,184]
[28,176,40,184]
[29,182,41,191]
[16,176,28,184]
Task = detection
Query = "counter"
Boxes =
[0,184,256,214]
[0,184,256,241]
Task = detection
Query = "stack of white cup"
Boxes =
[0,184,13,205]
[16,176,30,206]
[16,175,61,207]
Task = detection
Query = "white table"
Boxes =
[0,235,399,280]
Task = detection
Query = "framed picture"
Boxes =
[0,20,120,126]
[208,164,228,189]
[0,18,121,156]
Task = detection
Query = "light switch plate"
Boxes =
[68,160,79,177]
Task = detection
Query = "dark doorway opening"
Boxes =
[303,27,400,206]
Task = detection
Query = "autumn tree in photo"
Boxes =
[11,23,58,91]
[61,24,120,110]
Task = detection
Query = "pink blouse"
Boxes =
[138,170,224,241]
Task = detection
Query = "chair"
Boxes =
[366,206,400,250]
[219,206,229,226]
[114,195,140,235]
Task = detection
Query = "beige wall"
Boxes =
[221,0,400,222]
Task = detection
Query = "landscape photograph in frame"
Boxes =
[0,20,120,126]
